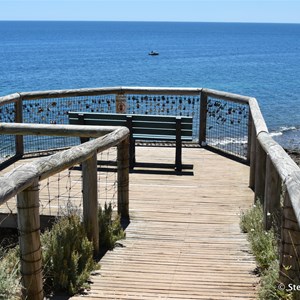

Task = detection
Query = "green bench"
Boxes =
[68,112,193,171]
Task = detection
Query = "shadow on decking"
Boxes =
[130,162,194,176]
[72,160,194,176]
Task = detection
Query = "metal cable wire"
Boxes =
[126,94,201,140]
[206,97,249,159]
[0,102,16,164]
[21,94,116,154]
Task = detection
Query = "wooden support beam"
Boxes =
[82,153,99,255]
[264,155,281,230]
[116,93,127,114]
[246,111,252,165]
[15,97,24,157]
[249,121,256,190]
[254,141,267,204]
[117,137,129,219]
[280,192,300,286]
[17,179,43,300]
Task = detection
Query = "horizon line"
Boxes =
[0,20,299,25]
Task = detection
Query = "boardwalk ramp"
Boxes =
[71,147,258,300]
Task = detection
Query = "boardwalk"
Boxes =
[0,146,258,299]
[73,147,258,299]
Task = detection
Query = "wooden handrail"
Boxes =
[196,87,300,285]
[246,96,300,286]
[201,88,251,104]
[0,124,129,300]
[17,86,202,100]
[0,126,129,202]
[0,92,21,105]
[0,122,125,138]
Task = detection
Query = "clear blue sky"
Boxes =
[0,0,299,23]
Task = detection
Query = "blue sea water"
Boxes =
[0,21,299,149]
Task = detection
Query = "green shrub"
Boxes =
[0,202,125,297]
[0,247,21,299]
[41,213,96,295]
[240,202,264,234]
[240,202,293,299]
[240,202,277,271]
[98,202,125,251]
[259,260,293,300]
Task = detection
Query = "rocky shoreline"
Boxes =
[286,149,300,167]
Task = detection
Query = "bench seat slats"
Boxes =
[69,118,193,135]
[69,112,192,124]
[130,114,192,123]
[132,121,192,130]
[69,112,127,120]
[132,128,192,138]
[132,134,193,141]
[68,111,193,171]
[69,118,127,127]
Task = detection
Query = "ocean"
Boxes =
[0,21,299,149]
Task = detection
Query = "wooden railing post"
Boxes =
[264,155,281,230]
[17,179,43,300]
[116,92,127,114]
[82,153,99,255]
[280,192,300,286]
[247,112,253,165]
[254,140,267,204]
[15,96,24,157]
[199,92,208,146]
[249,121,256,190]
[117,137,129,219]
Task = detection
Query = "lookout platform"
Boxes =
[1,86,299,299]
[66,146,257,299]
[0,146,258,299]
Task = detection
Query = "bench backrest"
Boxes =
[68,112,193,140]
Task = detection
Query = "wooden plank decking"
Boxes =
[74,147,258,299]
[0,146,258,299]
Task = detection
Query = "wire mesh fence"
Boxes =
[0,88,251,166]
[0,149,118,225]
[0,91,203,162]
[0,102,16,165]
[97,147,118,209]
[39,165,83,217]
[126,94,201,141]
[22,94,116,154]
[205,96,249,159]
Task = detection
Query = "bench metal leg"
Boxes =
[127,115,135,170]
[175,145,182,172]
[129,139,135,170]
[175,117,182,172]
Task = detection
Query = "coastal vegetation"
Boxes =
[286,149,300,167]
[240,202,293,299]
[0,246,21,299]
[41,213,96,295]
[98,202,126,252]
[0,202,125,298]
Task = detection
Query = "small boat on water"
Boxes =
[148,51,159,56]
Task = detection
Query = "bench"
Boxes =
[68,112,193,171]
